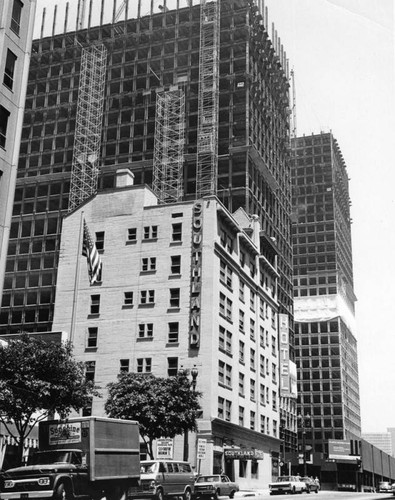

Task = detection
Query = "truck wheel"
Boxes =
[156,489,164,500]
[184,489,192,500]
[55,483,73,500]
[229,491,235,499]
[292,486,296,494]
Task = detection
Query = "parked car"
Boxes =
[378,481,392,493]
[301,477,319,493]
[194,475,239,499]
[269,476,306,495]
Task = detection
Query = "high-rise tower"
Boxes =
[0,0,36,305]
[292,132,361,478]
[0,0,295,452]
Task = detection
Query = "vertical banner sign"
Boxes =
[189,202,203,347]
[279,314,290,397]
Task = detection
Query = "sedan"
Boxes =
[194,475,239,499]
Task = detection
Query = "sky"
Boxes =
[33,0,395,433]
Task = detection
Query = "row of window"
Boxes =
[89,287,182,313]
[217,397,278,437]
[219,358,278,393]
[85,356,180,381]
[86,321,181,347]
[220,291,276,331]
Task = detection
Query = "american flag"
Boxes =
[82,220,102,284]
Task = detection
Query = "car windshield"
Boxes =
[140,462,158,474]
[277,476,292,482]
[196,476,220,483]
[28,451,73,465]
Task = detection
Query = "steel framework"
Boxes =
[68,44,107,213]
[196,0,220,199]
[152,89,185,204]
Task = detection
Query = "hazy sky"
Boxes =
[33,0,395,432]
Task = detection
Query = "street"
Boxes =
[234,492,394,500]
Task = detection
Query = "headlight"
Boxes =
[4,480,15,489]
[38,477,51,486]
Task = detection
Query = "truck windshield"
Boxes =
[28,451,73,465]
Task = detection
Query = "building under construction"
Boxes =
[0,0,295,452]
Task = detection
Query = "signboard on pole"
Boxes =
[157,439,174,459]
[197,439,207,460]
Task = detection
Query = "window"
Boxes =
[124,291,133,306]
[250,411,255,430]
[172,223,182,242]
[260,384,265,405]
[120,359,129,372]
[219,325,232,353]
[250,290,255,311]
[250,348,255,370]
[142,257,156,271]
[250,379,256,401]
[239,340,245,364]
[260,355,265,377]
[239,373,245,396]
[87,327,98,348]
[11,0,23,35]
[239,280,245,301]
[271,335,277,356]
[220,260,232,288]
[260,326,265,347]
[127,227,137,241]
[272,363,277,384]
[137,358,152,373]
[3,50,17,90]
[273,420,277,437]
[90,295,100,314]
[259,298,264,319]
[0,106,10,149]
[140,289,155,304]
[138,323,153,338]
[168,322,179,343]
[171,255,181,274]
[219,293,232,321]
[250,319,255,340]
[95,231,105,251]
[272,391,277,411]
[240,251,245,267]
[239,310,244,332]
[169,288,180,308]
[85,361,96,382]
[260,415,265,433]
[143,225,157,239]
[167,357,178,376]
[218,360,232,388]
[239,406,244,426]
[218,398,232,422]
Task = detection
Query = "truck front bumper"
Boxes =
[1,490,54,500]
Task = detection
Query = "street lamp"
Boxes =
[298,413,310,477]
[183,365,198,462]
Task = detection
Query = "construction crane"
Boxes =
[196,0,220,199]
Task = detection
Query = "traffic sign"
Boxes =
[197,438,207,459]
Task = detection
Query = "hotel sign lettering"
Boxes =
[224,449,264,460]
[279,313,290,397]
[189,202,203,347]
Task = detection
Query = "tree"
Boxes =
[0,333,99,464]
[105,371,201,458]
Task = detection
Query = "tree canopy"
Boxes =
[0,333,99,463]
[105,371,201,458]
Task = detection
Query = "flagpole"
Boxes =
[70,211,84,344]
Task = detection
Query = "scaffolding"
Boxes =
[152,89,185,204]
[196,0,220,199]
[68,44,107,213]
